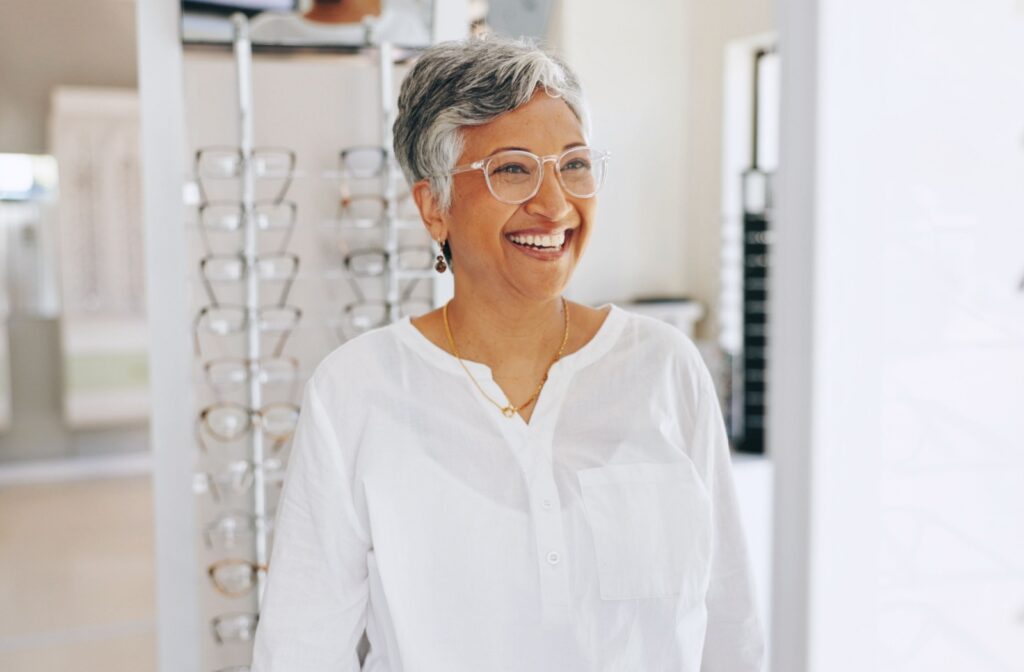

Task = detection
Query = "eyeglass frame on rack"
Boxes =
[196,199,299,256]
[197,400,301,444]
[192,303,302,360]
[198,252,300,308]
[210,611,260,645]
[340,244,435,278]
[194,457,286,502]
[194,146,297,205]
[208,558,269,599]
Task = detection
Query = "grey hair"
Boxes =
[393,36,590,266]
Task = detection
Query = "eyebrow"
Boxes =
[486,142,587,155]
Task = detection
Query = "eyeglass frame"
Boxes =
[203,510,273,551]
[198,252,300,308]
[196,199,298,256]
[194,146,296,204]
[194,457,286,502]
[198,400,301,444]
[335,192,420,228]
[336,280,433,338]
[437,145,611,205]
[208,558,269,599]
[202,355,300,391]
[342,245,435,278]
[192,303,302,359]
[210,611,259,645]
[338,145,402,179]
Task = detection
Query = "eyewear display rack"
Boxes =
[189,15,438,671]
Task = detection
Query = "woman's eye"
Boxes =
[492,162,530,175]
[561,159,591,172]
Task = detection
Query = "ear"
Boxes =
[412,179,447,242]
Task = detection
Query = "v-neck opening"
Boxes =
[392,302,627,382]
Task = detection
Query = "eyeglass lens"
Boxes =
[485,147,605,203]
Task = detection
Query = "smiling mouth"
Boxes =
[504,228,575,252]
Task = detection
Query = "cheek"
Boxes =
[446,192,517,252]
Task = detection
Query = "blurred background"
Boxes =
[0,0,1021,670]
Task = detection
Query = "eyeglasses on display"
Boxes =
[198,401,300,443]
[193,304,302,358]
[208,558,269,599]
[437,146,609,205]
[199,253,300,307]
[335,297,433,336]
[202,355,299,391]
[211,611,259,645]
[197,200,298,255]
[203,510,273,551]
[338,145,390,179]
[342,245,434,277]
[333,192,420,229]
[195,146,296,204]
[193,458,286,502]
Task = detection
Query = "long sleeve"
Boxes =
[689,360,766,672]
[251,374,371,671]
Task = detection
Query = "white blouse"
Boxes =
[251,303,765,671]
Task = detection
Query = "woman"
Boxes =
[252,36,765,671]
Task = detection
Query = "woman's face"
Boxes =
[431,89,596,303]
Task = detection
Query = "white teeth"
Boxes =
[507,231,567,249]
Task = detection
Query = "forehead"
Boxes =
[459,90,585,159]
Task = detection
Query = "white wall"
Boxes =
[684,0,776,341]
[0,0,137,154]
[547,0,775,336]
[547,0,690,307]
[772,1,1024,670]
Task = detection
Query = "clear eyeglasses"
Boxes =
[208,558,268,599]
[203,511,273,550]
[343,245,434,277]
[338,297,433,336]
[197,200,298,255]
[441,146,610,205]
[195,147,296,203]
[199,253,300,307]
[193,304,302,359]
[211,612,259,645]
[198,401,301,444]
[202,355,299,392]
[338,145,390,178]
[335,193,420,228]
[193,458,286,502]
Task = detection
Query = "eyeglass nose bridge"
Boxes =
[522,154,573,203]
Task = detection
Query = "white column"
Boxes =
[136,1,200,670]
[772,2,1024,671]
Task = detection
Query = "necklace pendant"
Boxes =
[501,406,516,418]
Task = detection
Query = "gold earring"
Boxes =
[434,238,448,273]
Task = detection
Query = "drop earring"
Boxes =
[434,238,448,273]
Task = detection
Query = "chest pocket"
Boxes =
[577,460,712,604]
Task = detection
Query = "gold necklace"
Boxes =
[443,297,570,418]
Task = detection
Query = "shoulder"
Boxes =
[615,306,704,363]
[611,306,712,398]
[307,323,404,401]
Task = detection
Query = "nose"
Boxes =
[523,159,572,221]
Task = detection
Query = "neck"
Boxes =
[445,285,568,371]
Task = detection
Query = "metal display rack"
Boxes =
[189,15,435,670]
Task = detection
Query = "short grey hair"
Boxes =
[394,35,590,218]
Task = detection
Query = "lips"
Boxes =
[504,227,575,260]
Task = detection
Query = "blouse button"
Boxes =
[541,498,552,510]
[546,551,560,565]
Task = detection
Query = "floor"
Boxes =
[0,474,157,671]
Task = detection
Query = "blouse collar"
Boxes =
[391,302,628,380]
